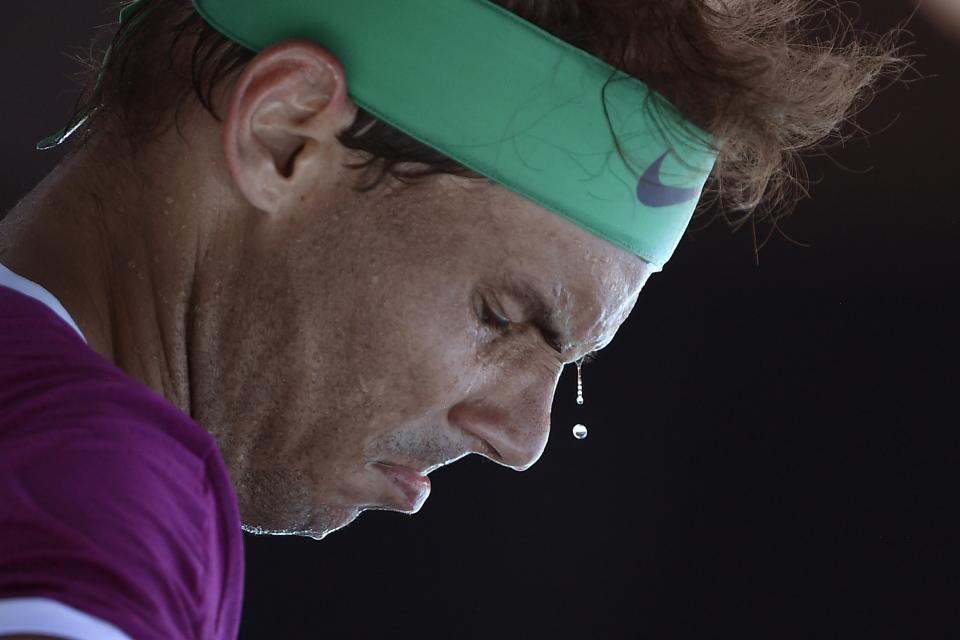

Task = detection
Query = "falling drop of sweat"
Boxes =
[576,359,584,405]
[572,424,587,440]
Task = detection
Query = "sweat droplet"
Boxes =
[572,424,587,440]
[576,359,584,405]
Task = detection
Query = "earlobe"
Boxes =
[222,40,352,215]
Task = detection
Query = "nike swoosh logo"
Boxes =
[636,151,701,208]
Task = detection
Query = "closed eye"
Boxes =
[479,300,511,331]
[476,291,581,359]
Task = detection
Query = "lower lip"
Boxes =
[371,463,431,511]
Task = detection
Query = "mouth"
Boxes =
[369,462,432,512]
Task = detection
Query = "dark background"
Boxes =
[2,3,956,639]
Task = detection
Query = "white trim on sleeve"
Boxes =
[0,262,87,343]
[0,597,133,640]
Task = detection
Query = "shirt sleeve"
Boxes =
[0,423,215,640]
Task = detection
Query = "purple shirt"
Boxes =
[0,270,244,639]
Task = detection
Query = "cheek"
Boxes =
[348,282,481,416]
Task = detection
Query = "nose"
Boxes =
[447,365,561,471]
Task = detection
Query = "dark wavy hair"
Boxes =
[57,0,904,252]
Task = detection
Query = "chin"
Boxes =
[241,505,361,540]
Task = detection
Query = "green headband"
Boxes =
[42,0,718,270]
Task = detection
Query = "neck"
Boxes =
[0,134,208,414]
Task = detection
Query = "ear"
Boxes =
[222,39,355,215]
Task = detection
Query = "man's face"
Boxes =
[191,44,656,539]
[195,170,654,539]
